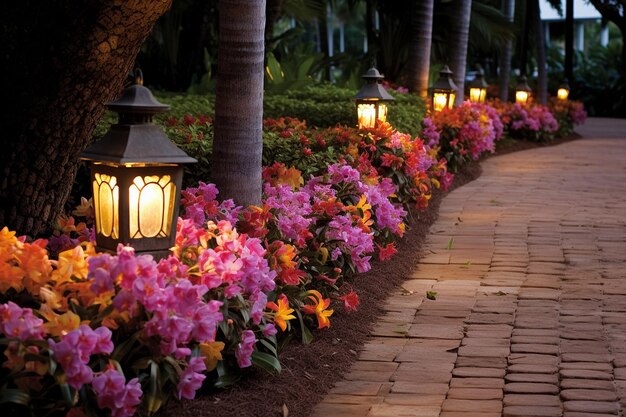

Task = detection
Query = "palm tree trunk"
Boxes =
[447,0,473,106]
[532,0,548,104]
[407,0,434,100]
[212,0,265,206]
[0,0,172,237]
[498,0,515,102]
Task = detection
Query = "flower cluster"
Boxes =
[430,101,504,171]
[547,98,587,137]
[492,100,559,142]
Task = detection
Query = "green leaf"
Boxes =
[259,338,278,356]
[145,361,162,414]
[426,290,438,300]
[251,351,282,374]
[446,237,454,250]
[0,388,30,406]
[294,310,314,345]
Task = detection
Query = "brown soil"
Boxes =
[161,135,580,417]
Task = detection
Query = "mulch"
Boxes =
[161,134,581,417]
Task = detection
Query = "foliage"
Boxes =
[547,98,587,137]
[491,99,559,142]
[429,101,504,172]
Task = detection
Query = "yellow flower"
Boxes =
[267,295,296,332]
[199,341,225,371]
[301,290,333,329]
[52,245,88,283]
[72,197,94,218]
[41,307,81,337]
[0,227,19,252]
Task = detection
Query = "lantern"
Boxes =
[515,75,532,105]
[430,65,457,112]
[81,70,197,258]
[469,68,488,103]
[353,67,395,129]
[557,79,570,100]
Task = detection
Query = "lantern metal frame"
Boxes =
[469,68,488,103]
[81,70,197,258]
[557,79,570,100]
[353,67,395,129]
[430,65,458,112]
[515,75,533,105]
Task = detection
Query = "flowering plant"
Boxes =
[429,101,504,172]
[492,100,559,142]
[547,98,587,137]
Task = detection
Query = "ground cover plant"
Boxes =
[0,96,585,416]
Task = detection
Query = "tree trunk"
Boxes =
[519,0,529,75]
[447,0,473,106]
[498,0,516,102]
[565,0,574,81]
[532,0,548,104]
[0,0,172,237]
[265,0,285,42]
[407,0,434,100]
[212,0,265,207]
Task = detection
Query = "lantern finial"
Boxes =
[134,68,144,86]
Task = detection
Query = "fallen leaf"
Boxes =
[426,290,438,300]
[282,404,289,417]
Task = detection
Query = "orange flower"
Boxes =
[17,239,52,294]
[267,294,296,331]
[301,290,333,329]
[199,341,225,371]
[72,197,94,219]
[52,245,89,283]
[0,227,19,252]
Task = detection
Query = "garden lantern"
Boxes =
[557,79,570,100]
[515,76,532,105]
[469,68,488,103]
[430,65,457,112]
[353,67,394,129]
[81,70,197,258]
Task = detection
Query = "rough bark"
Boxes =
[212,0,265,207]
[0,0,172,237]
[532,0,548,104]
[407,0,435,100]
[447,0,473,106]
[565,0,574,80]
[498,0,516,102]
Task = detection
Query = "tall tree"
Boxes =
[212,0,266,206]
[0,0,172,236]
[407,0,435,100]
[531,0,548,104]
[588,0,626,74]
[446,0,473,106]
[498,0,516,101]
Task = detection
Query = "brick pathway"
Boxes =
[311,118,626,417]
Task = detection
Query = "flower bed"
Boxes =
[0,97,585,416]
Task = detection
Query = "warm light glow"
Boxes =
[557,88,569,100]
[516,90,529,105]
[378,103,388,123]
[433,93,448,112]
[129,175,176,239]
[93,173,119,239]
[357,103,377,129]
[469,87,486,103]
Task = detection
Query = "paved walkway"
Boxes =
[311,118,626,417]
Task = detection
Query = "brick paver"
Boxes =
[310,118,626,417]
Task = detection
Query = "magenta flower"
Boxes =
[235,330,256,368]
[177,357,207,400]
[0,302,45,341]
[92,369,142,417]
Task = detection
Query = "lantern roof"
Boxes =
[470,68,489,89]
[432,65,458,92]
[354,67,395,101]
[81,71,196,165]
[516,75,532,92]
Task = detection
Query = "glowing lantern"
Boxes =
[430,65,457,112]
[354,67,394,129]
[557,79,570,100]
[81,70,196,258]
[469,68,488,103]
[515,75,533,105]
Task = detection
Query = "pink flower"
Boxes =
[92,369,142,417]
[178,357,207,400]
[0,302,45,341]
[235,330,256,368]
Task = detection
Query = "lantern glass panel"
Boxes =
[93,172,119,239]
[516,90,529,105]
[357,102,377,129]
[557,88,569,100]
[469,87,486,103]
[129,174,176,239]
[433,92,448,112]
[378,103,388,123]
